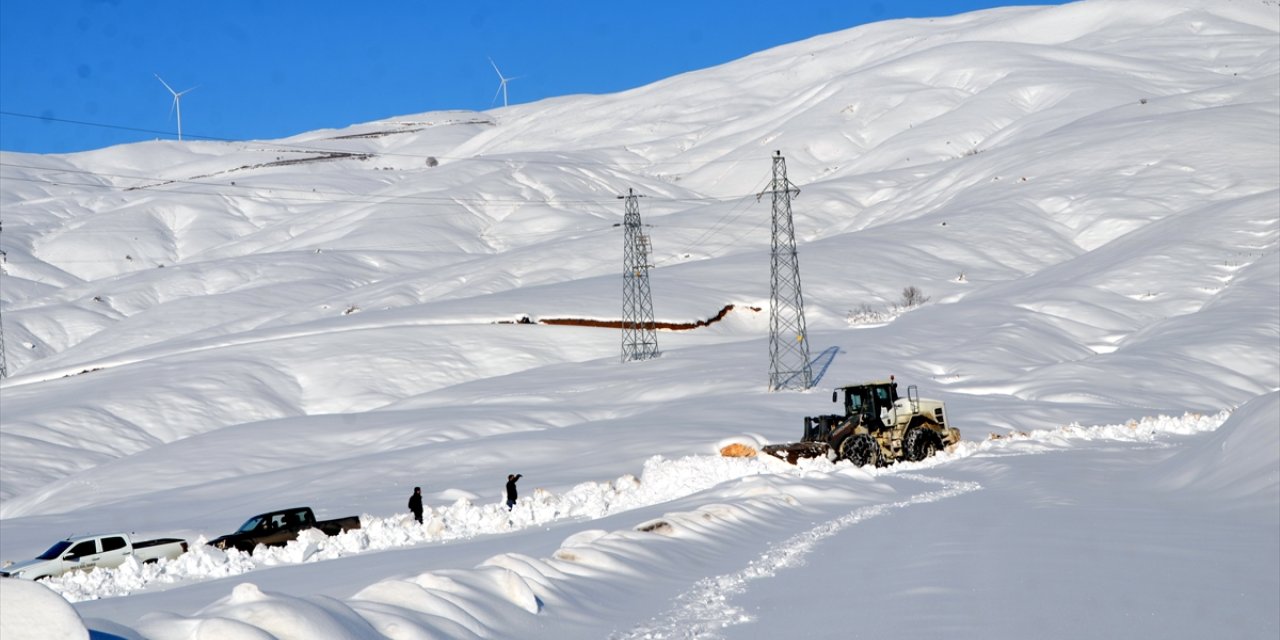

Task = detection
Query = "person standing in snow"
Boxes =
[408,486,424,524]
[505,474,522,510]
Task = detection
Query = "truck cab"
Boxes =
[50,535,122,574]
[231,507,317,547]
[839,381,900,429]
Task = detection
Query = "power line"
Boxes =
[0,162,623,206]
[0,173,513,210]
[655,169,772,266]
[0,169,783,266]
[1,110,227,142]
[0,109,775,169]
[0,202,618,249]
[0,225,620,266]
[1,161,765,208]
[1,146,788,271]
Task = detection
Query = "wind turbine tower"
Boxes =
[488,58,518,107]
[155,74,197,141]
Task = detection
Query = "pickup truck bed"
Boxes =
[134,538,187,554]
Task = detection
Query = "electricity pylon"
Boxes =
[621,188,660,362]
[0,220,7,380]
[761,151,812,390]
[0,304,7,380]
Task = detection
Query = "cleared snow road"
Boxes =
[60,409,1228,634]
[616,474,982,639]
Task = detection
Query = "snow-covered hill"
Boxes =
[0,0,1276,637]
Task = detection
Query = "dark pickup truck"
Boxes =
[209,506,361,553]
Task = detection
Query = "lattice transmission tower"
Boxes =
[0,220,7,380]
[762,151,812,390]
[0,304,7,380]
[620,188,660,362]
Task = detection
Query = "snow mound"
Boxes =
[0,579,88,640]
[1149,391,1280,509]
[138,582,377,640]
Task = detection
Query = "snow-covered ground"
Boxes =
[1,0,1277,638]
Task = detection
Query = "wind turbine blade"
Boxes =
[155,73,177,96]
[177,85,199,97]
[492,82,504,105]
[168,96,177,121]
[488,57,503,78]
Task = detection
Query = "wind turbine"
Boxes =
[488,58,519,107]
[155,74,197,141]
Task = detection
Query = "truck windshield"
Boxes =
[237,516,266,533]
[37,540,72,560]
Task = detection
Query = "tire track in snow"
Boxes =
[610,410,1228,639]
[613,474,981,640]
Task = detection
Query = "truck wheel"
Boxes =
[904,427,939,462]
[840,434,879,468]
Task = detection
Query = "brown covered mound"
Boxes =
[539,304,752,331]
[719,443,758,458]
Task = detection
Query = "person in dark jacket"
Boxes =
[505,474,522,510]
[408,486,424,524]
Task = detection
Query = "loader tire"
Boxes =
[840,434,879,468]
[904,427,939,462]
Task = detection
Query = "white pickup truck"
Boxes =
[0,533,189,581]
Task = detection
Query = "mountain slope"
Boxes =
[0,1,1277,636]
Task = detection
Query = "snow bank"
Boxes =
[0,578,89,640]
[136,582,376,640]
[48,409,1236,640]
[129,484,825,640]
[946,410,1230,459]
[44,452,807,603]
[1149,392,1279,510]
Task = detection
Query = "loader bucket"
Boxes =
[761,442,832,465]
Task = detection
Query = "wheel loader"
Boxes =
[763,377,960,467]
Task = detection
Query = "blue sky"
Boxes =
[0,1,1060,154]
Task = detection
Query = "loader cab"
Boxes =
[837,381,900,429]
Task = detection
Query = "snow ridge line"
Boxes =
[612,474,981,640]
